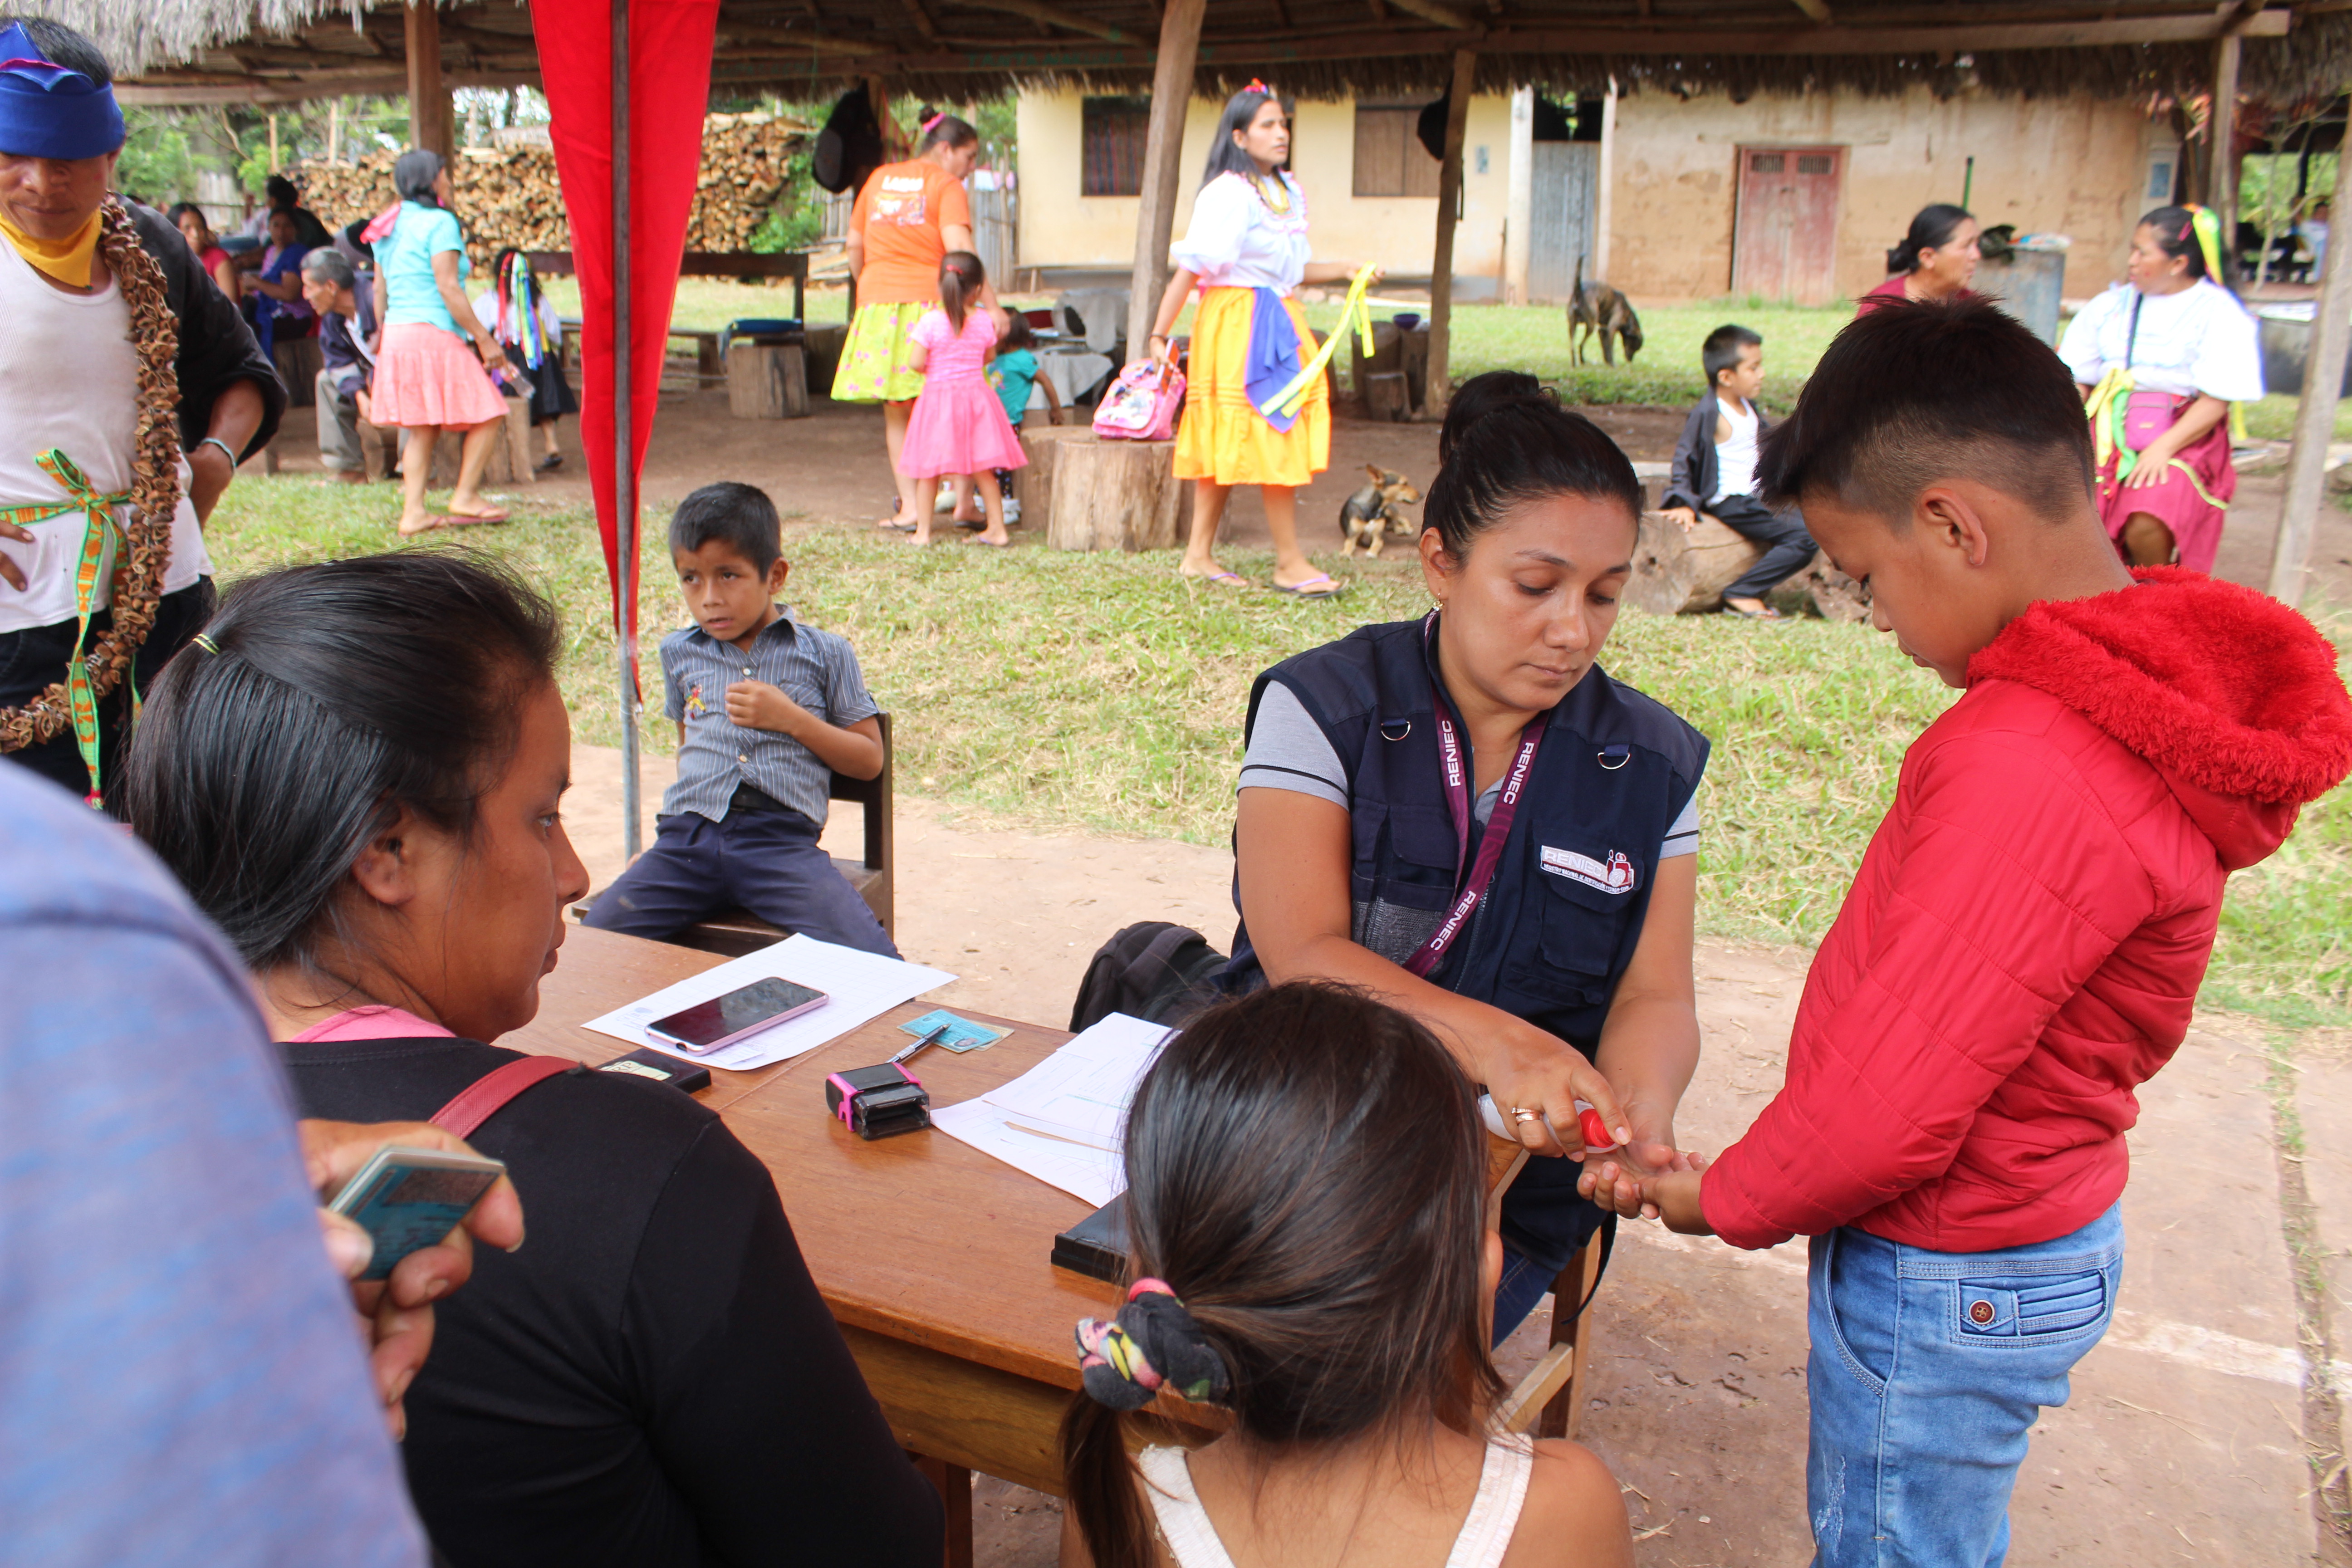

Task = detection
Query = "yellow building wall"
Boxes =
[1606,87,2155,303]
[1015,89,1515,282]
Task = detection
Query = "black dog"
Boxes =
[1338,465,1423,558]
[1567,254,1643,366]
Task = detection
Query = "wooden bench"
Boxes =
[577,713,895,957]
[526,249,809,325]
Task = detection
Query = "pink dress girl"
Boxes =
[898,252,1025,546]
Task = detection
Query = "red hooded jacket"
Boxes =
[1700,570,2352,1253]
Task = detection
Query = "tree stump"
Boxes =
[727,342,809,419]
[1624,512,1769,614]
[1016,423,1096,537]
[1789,555,1872,622]
[1397,324,1430,413]
[367,397,534,487]
[1364,371,1410,422]
[804,323,848,394]
[1037,430,1182,551]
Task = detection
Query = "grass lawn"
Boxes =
[207,477,2351,1029]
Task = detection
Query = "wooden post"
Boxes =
[2209,30,2242,249]
[405,2,452,159]
[1425,47,1477,418]
[1125,0,1208,360]
[1503,87,1532,304]
[2269,98,2352,604]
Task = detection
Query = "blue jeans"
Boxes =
[1808,1204,2123,1568]
[582,804,899,958]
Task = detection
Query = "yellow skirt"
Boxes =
[1174,287,1330,487]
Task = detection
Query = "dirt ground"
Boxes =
[563,746,2352,1568]
[261,388,2352,612]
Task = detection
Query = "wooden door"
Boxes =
[1526,141,1599,301]
[1732,146,1843,304]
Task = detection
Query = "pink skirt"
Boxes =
[897,375,1028,478]
[369,321,510,430]
[2095,396,2235,573]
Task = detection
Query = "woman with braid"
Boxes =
[1061,983,1633,1568]
[0,15,279,808]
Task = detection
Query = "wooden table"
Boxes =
[510,925,1220,1558]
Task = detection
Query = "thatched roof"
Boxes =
[84,0,2352,108]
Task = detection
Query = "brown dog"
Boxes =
[1338,465,1422,558]
[1567,254,1644,366]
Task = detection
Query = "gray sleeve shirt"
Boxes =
[659,607,882,825]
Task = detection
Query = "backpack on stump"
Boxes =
[1069,922,1227,1032]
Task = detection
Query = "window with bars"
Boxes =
[1353,105,1442,198]
[1081,97,1151,196]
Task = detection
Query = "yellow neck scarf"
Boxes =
[0,208,100,288]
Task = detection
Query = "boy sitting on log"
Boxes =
[1661,323,1819,619]
[1597,300,2352,1566]
[583,483,898,956]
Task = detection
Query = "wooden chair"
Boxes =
[663,711,894,958]
[1485,1136,1609,1439]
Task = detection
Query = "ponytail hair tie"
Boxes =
[2186,204,2226,285]
[921,112,944,134]
[1243,78,1274,98]
[1074,1278,1232,1412]
[191,633,220,655]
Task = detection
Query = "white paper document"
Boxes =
[583,935,954,1071]
[931,1012,1170,1205]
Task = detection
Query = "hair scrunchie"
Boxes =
[2185,205,2226,284]
[1074,1278,1232,1412]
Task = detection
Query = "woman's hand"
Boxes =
[1143,332,1174,370]
[1483,1021,1633,1161]
[2122,447,2177,488]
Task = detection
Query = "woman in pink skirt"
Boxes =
[898,251,1024,547]
[365,150,512,535]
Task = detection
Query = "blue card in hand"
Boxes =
[897,1009,1007,1052]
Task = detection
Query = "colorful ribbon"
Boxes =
[0,449,132,806]
[1266,263,1379,420]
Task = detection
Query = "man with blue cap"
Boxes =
[0,15,281,809]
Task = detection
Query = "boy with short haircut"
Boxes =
[1628,300,2351,1564]
[1662,324,1818,618]
[583,482,898,957]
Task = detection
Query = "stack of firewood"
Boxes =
[294,112,810,266]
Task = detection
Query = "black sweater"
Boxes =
[127,201,285,461]
[1662,392,1774,518]
[280,1035,943,1568]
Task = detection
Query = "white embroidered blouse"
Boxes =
[2057,278,2264,402]
[1168,171,1312,292]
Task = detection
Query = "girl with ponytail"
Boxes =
[1858,202,1980,313]
[897,250,1023,545]
[2058,204,2262,570]
[1059,983,1633,1568]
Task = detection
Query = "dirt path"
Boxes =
[565,743,2345,1566]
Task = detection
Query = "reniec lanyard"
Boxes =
[1405,616,1545,979]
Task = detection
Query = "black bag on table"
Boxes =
[1069,921,1227,1033]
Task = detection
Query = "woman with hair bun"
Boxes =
[2058,204,2262,570]
[835,107,990,530]
[1216,371,1710,1343]
[1858,202,1981,312]
[1141,81,1371,595]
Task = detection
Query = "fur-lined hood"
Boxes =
[1967,567,2352,871]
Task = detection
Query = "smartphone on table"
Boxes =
[646,976,829,1055]
[328,1145,509,1282]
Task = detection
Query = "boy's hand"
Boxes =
[1661,506,1698,532]
[725,679,808,737]
[1578,1141,1703,1221]
[1637,1168,1713,1235]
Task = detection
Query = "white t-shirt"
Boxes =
[0,240,210,635]
[2058,279,2264,401]
[1711,398,1759,504]
[1169,172,1312,292]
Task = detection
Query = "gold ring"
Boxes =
[1511,1106,1541,1123]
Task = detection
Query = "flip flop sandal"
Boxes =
[966,535,1012,548]
[1725,605,1784,620]
[954,516,988,531]
[1182,569,1250,588]
[1272,573,1342,598]
[877,518,918,532]
[441,508,510,525]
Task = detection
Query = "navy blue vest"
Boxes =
[1223,617,1709,1058]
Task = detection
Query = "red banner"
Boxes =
[530,0,718,692]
